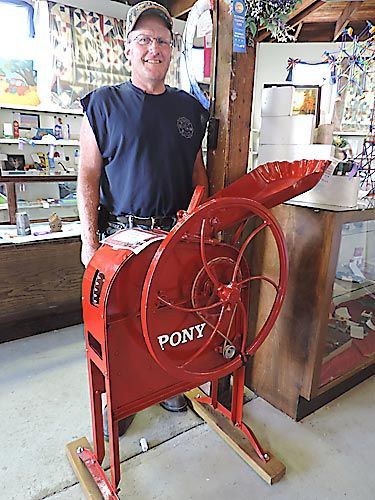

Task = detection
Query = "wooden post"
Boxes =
[6,182,17,224]
[207,0,256,195]
[206,0,256,405]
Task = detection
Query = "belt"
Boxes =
[108,214,176,230]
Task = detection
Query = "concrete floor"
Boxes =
[1,324,374,500]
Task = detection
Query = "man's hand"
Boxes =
[81,240,100,268]
[192,148,208,200]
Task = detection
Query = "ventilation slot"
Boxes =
[88,332,102,359]
[90,270,105,306]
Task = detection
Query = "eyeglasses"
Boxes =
[130,34,173,48]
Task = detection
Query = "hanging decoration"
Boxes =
[356,97,375,198]
[322,22,375,97]
[47,1,182,108]
[321,23,375,132]
[182,0,211,110]
[244,0,301,46]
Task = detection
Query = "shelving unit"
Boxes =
[0,174,78,224]
[0,103,83,115]
[0,105,82,224]
[0,138,79,146]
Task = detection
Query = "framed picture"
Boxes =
[263,83,321,127]
[292,87,320,118]
[3,154,25,171]
[19,112,40,130]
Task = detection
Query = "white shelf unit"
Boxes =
[0,138,79,146]
[0,105,82,223]
[333,131,368,137]
[0,103,83,115]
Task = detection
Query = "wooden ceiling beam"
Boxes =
[169,0,195,18]
[288,0,325,27]
[294,22,304,41]
[333,1,363,41]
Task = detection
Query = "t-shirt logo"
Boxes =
[177,117,194,139]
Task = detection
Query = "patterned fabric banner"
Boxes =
[47,2,181,108]
[48,1,130,108]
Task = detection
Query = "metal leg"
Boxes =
[210,379,219,408]
[77,446,119,499]
[231,366,245,425]
[198,368,268,463]
[87,360,105,464]
[106,393,121,489]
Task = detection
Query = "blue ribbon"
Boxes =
[232,0,247,53]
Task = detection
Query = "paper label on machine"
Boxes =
[104,228,165,253]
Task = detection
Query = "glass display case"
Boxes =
[0,104,81,224]
[0,176,78,223]
[321,219,375,387]
[247,200,375,420]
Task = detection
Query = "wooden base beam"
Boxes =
[186,388,286,484]
[65,437,103,500]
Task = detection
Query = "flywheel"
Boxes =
[141,197,288,382]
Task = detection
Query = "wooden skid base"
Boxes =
[66,436,103,500]
[185,388,286,484]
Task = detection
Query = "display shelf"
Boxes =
[0,138,79,146]
[333,131,368,136]
[0,103,83,115]
[0,220,80,244]
[0,175,77,182]
[17,201,77,209]
[0,175,78,224]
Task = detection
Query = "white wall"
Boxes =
[252,42,340,131]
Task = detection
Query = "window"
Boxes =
[0,1,35,59]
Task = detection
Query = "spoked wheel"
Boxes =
[141,197,288,383]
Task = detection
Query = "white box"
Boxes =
[257,144,334,166]
[291,175,360,208]
[259,115,315,145]
[261,86,294,117]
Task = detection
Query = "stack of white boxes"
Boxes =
[257,85,359,208]
[258,85,333,164]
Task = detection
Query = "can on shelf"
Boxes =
[16,212,31,236]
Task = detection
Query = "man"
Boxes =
[77,1,209,438]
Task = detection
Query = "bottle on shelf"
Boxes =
[54,117,63,139]
[74,149,80,166]
[63,123,71,140]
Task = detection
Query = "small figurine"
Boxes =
[48,212,63,232]
[13,120,19,139]
[54,117,63,139]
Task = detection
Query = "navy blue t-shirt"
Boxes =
[81,81,209,217]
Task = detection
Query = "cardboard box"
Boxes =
[259,115,315,145]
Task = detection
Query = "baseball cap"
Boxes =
[126,1,173,38]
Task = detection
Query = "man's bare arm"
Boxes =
[77,114,103,267]
[192,148,208,201]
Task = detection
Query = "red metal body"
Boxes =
[80,160,329,496]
